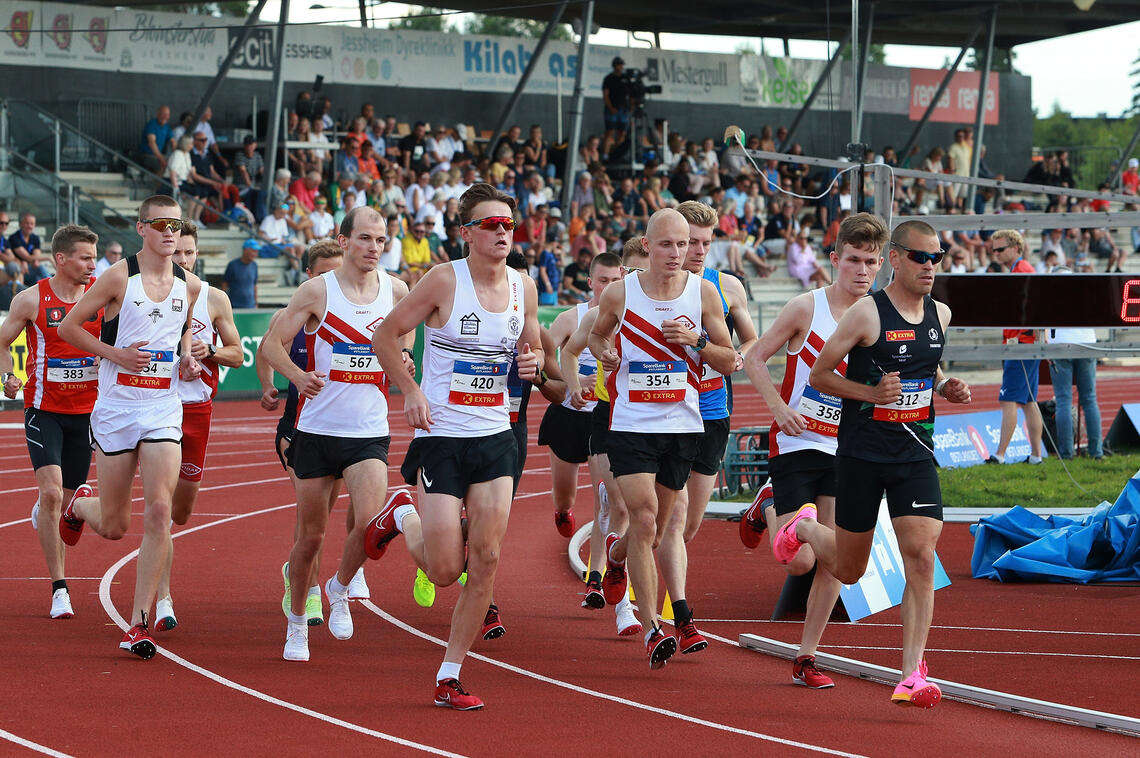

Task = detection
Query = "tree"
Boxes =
[839,43,886,64]
[966,47,1018,74]
[134,2,247,15]
[1130,52,1140,116]
[388,6,452,32]
[463,14,571,40]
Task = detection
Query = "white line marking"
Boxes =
[0,728,72,757]
[823,645,1140,661]
[0,576,107,581]
[694,619,1140,638]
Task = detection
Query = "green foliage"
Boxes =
[939,454,1140,510]
[133,2,247,16]
[464,14,571,40]
[966,47,1018,74]
[388,6,452,32]
[1033,107,1140,188]
[839,42,886,64]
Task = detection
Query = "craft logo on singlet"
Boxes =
[45,307,66,327]
[460,313,480,336]
[148,308,163,324]
[172,298,183,313]
[886,330,915,341]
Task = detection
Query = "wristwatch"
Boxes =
[401,348,415,358]
[1,371,15,383]
[207,343,217,358]
[694,335,708,351]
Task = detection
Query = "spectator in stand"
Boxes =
[546,206,567,244]
[93,241,122,278]
[402,220,432,286]
[357,140,381,181]
[498,169,519,200]
[336,135,361,180]
[947,128,971,209]
[667,159,698,203]
[169,135,204,223]
[580,134,602,167]
[1024,152,1065,187]
[601,56,631,160]
[315,96,334,131]
[519,204,548,251]
[698,137,720,181]
[724,174,752,219]
[169,111,194,155]
[489,145,513,186]
[491,125,523,163]
[1089,227,1126,272]
[309,196,335,239]
[641,175,672,213]
[570,171,594,219]
[308,118,331,176]
[1048,269,1104,460]
[0,212,15,278]
[400,121,430,175]
[406,170,433,217]
[787,226,830,289]
[606,199,635,241]
[258,201,303,261]
[1039,227,1072,267]
[294,91,313,121]
[285,196,315,245]
[1122,158,1140,195]
[1090,184,1112,213]
[947,247,971,273]
[333,188,357,230]
[0,264,23,311]
[268,168,291,213]
[139,104,173,175]
[441,222,465,261]
[234,135,266,220]
[763,200,796,256]
[561,247,593,304]
[288,117,313,177]
[379,215,404,276]
[193,105,228,170]
[223,239,259,308]
[571,218,606,258]
[952,213,987,270]
[534,240,561,306]
[289,170,322,214]
[780,143,809,194]
[425,125,459,175]
[520,172,548,218]
[522,124,552,179]
[988,229,1045,465]
[188,131,225,218]
[1036,250,1060,274]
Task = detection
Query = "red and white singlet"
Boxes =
[23,278,101,414]
[176,281,219,404]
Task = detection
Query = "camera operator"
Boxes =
[602,56,631,162]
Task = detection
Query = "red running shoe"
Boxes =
[481,604,505,640]
[581,578,606,609]
[792,655,835,689]
[601,533,627,606]
[675,619,708,655]
[363,489,413,560]
[434,678,484,710]
[554,510,576,538]
[119,612,156,660]
[59,483,92,547]
[646,626,677,670]
[739,479,773,549]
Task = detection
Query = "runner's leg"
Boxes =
[133,441,180,626]
[34,466,67,581]
[289,475,336,616]
[73,447,139,539]
[893,515,943,674]
[335,460,386,586]
[798,496,841,657]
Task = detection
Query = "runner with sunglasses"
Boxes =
[57,196,202,658]
[770,219,971,707]
[365,183,542,710]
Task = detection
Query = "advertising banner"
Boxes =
[932,408,1035,468]
[740,55,841,110]
[909,68,1000,125]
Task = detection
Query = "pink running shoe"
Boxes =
[739,479,773,549]
[891,660,942,708]
[363,489,413,560]
[772,503,816,565]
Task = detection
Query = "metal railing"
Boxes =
[1035,145,1123,192]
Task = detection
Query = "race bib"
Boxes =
[628,360,687,402]
[449,360,507,406]
[872,377,933,423]
[117,349,174,389]
[46,357,97,387]
[797,385,842,436]
[329,343,385,385]
[698,361,724,394]
[579,363,597,402]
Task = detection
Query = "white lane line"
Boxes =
[825,645,1140,661]
[0,728,72,757]
[695,619,1140,638]
[97,505,466,758]
[0,576,106,581]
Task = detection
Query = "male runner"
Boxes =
[589,208,737,669]
[560,242,644,637]
[657,200,759,654]
[258,241,367,626]
[261,206,412,662]
[773,219,972,707]
[0,224,100,619]
[742,212,887,688]
[365,183,542,710]
[154,219,243,631]
[542,251,622,544]
[57,196,202,659]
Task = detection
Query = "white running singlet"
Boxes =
[177,282,219,404]
[607,271,703,434]
[562,302,599,413]
[769,286,848,457]
[296,270,393,438]
[418,259,524,439]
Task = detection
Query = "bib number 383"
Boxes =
[873,377,933,423]
[449,360,507,406]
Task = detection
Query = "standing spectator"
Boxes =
[987,229,1044,465]
[193,105,228,170]
[1121,158,1140,195]
[93,241,122,277]
[1048,270,1104,460]
[289,170,322,213]
[138,105,173,175]
[535,242,561,305]
[601,57,631,160]
[234,135,266,220]
[400,122,430,175]
[309,196,335,239]
[223,239,259,308]
[9,213,50,284]
[947,128,971,208]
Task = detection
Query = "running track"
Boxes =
[0,379,1137,756]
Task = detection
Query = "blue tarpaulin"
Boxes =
[970,469,1140,583]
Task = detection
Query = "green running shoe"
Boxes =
[413,568,436,608]
[306,590,324,627]
[281,562,290,618]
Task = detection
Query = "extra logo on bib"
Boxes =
[46,357,97,388]
[698,361,723,394]
[117,350,174,389]
[329,343,385,386]
[798,385,842,436]
[873,377,933,423]
[449,360,507,406]
[628,360,687,402]
[509,380,524,423]
[579,363,597,402]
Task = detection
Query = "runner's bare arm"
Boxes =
[561,306,598,408]
[588,282,624,373]
[180,272,203,380]
[0,287,37,395]
[205,285,243,368]
[809,297,900,405]
[515,273,543,381]
[388,274,417,376]
[255,309,286,410]
[744,293,813,436]
[261,277,328,398]
[534,325,566,404]
[662,279,735,374]
[722,273,759,363]
[934,301,971,404]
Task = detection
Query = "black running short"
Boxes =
[274,425,294,471]
[401,429,517,498]
[511,420,527,495]
[538,402,593,464]
[690,417,731,476]
[24,408,92,490]
[835,456,942,533]
[607,430,700,491]
[590,400,611,457]
[288,430,390,480]
[769,449,838,517]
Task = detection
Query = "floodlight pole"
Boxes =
[850,0,859,146]
[898,22,983,161]
[189,0,270,130]
[561,0,593,214]
[264,0,290,203]
[780,30,851,151]
[966,6,997,213]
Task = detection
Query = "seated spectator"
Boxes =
[489,145,513,186]
[285,196,315,244]
[948,247,971,273]
[1039,227,1072,267]
[223,239,259,308]
[763,200,796,256]
[522,124,552,179]
[289,170,322,213]
[546,206,567,244]
[606,200,635,241]
[309,196,335,239]
[1036,250,1060,274]
[358,140,381,181]
[519,204,548,250]
[612,176,647,222]
[379,215,404,275]
[169,111,194,156]
[498,170,519,200]
[138,104,173,175]
[667,159,698,203]
[188,131,224,214]
[787,226,830,289]
[289,117,315,176]
[642,175,673,213]
[441,222,465,261]
[1089,227,1126,272]
[571,218,607,257]
[169,136,206,224]
[402,220,433,286]
[1090,184,1112,213]
[193,105,228,171]
[400,122,431,175]
[427,124,462,174]
[93,241,123,278]
[6,213,47,285]
[570,171,594,219]
[234,135,266,220]
[336,135,361,180]
[258,201,303,262]
[269,168,291,211]
[334,188,358,230]
[1122,158,1140,195]
[534,242,561,305]
[491,125,523,163]
[0,262,24,310]
[308,117,332,176]
[561,247,593,304]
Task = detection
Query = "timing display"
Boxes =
[930,274,1140,328]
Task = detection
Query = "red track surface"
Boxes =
[1,381,1138,756]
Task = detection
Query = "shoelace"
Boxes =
[678,621,699,639]
[799,657,824,677]
[444,679,471,695]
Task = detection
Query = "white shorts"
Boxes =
[90,399,183,455]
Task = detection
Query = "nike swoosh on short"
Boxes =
[421,469,433,488]
[911,501,938,509]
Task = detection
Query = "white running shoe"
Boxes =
[615,596,642,637]
[50,588,73,619]
[324,578,353,640]
[596,482,610,537]
[347,567,370,601]
[30,501,39,531]
[283,621,309,661]
[155,595,178,632]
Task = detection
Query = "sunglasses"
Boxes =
[141,218,184,233]
[893,242,944,266]
[463,216,516,231]
[991,244,1011,254]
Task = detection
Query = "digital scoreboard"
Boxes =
[930,274,1140,328]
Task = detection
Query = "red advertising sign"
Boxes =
[908,69,999,125]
